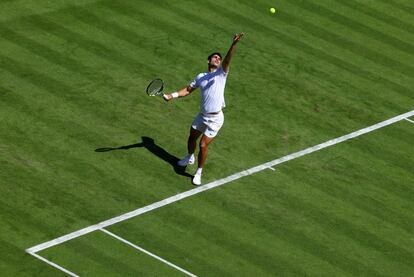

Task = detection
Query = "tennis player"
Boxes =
[163,33,244,185]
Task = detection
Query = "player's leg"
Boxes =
[192,112,224,185]
[193,135,214,185]
[188,127,202,155]
[197,135,214,169]
[178,127,202,166]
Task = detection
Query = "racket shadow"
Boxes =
[95,136,193,179]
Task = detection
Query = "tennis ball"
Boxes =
[270,7,276,14]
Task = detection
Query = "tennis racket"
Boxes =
[146,78,164,96]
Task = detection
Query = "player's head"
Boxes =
[208,52,222,68]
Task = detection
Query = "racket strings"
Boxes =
[147,79,163,96]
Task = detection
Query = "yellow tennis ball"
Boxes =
[270,7,276,14]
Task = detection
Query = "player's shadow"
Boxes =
[95,136,193,178]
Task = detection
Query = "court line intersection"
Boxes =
[26,109,414,275]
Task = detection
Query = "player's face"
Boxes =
[209,55,221,67]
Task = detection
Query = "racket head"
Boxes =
[146,78,164,96]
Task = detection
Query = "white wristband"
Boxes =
[171,92,179,98]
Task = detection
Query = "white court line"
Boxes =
[27,252,79,277]
[405,118,414,124]
[100,229,198,277]
[26,110,414,256]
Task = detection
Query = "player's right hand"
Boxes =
[163,94,172,101]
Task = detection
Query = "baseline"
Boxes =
[26,110,414,255]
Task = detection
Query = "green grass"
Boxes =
[0,0,413,276]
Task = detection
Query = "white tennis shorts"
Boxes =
[191,111,224,138]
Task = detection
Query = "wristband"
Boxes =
[171,92,179,98]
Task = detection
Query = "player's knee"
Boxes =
[189,129,201,141]
[199,140,208,149]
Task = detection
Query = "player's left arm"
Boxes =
[222,32,244,73]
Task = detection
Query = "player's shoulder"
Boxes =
[217,66,228,76]
[196,72,207,79]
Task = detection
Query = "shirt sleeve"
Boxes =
[218,66,228,76]
[189,74,200,88]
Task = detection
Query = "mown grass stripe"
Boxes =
[274,6,414,77]
[43,234,145,276]
[101,229,198,277]
[107,0,412,138]
[100,0,356,122]
[299,0,414,56]
[156,208,333,276]
[321,144,414,212]
[97,1,211,57]
[380,0,414,15]
[300,171,414,235]
[0,52,160,139]
[268,185,414,266]
[26,109,414,254]
[1,75,193,191]
[206,193,388,276]
[0,0,100,24]
[0,192,59,239]
[0,1,410,275]
[1,102,171,210]
[270,147,414,250]
[337,0,414,36]
[165,0,413,83]
[63,4,200,71]
[126,0,414,111]
[249,0,414,68]
[208,1,414,99]
[351,131,414,175]
[118,191,389,276]
[0,24,114,85]
[108,225,233,276]
[1,108,164,210]
[29,253,79,277]
[20,14,152,78]
[146,0,409,115]
[205,174,413,274]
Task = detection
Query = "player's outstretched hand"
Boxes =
[233,32,245,44]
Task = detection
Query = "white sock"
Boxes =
[195,168,203,175]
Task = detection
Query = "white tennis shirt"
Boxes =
[189,67,228,114]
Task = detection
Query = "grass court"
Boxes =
[0,0,413,276]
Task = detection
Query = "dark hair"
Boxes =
[207,52,222,61]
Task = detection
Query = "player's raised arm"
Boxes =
[163,85,196,101]
[222,32,244,73]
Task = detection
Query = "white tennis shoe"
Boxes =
[192,173,202,186]
[177,154,195,167]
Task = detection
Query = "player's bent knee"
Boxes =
[189,128,202,140]
[199,141,208,149]
[200,136,214,149]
